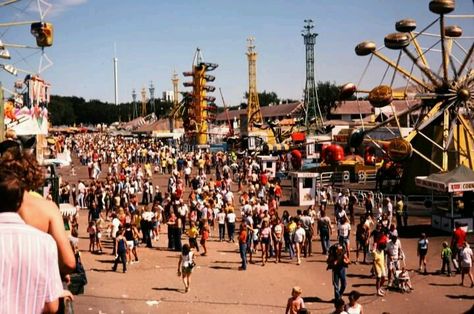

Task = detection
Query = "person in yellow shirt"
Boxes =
[373,243,387,296]
[187,221,200,252]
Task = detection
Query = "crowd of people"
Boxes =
[1,131,473,313]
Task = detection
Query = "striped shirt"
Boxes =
[0,213,63,314]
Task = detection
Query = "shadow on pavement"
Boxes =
[96,259,114,264]
[153,287,181,293]
[446,294,474,300]
[209,265,233,270]
[303,296,333,304]
[90,268,113,272]
[347,273,372,279]
[429,283,461,287]
[213,260,240,264]
[351,283,374,288]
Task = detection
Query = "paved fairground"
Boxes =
[61,162,474,314]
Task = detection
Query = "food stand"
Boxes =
[415,165,474,232]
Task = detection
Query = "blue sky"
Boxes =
[1,0,473,106]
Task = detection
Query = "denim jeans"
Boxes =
[228,223,235,241]
[320,230,330,255]
[332,267,347,300]
[219,224,225,241]
[239,242,247,270]
[113,251,127,272]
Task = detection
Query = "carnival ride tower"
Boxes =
[131,89,138,119]
[172,71,179,122]
[302,19,324,130]
[141,87,147,117]
[183,48,218,145]
[246,37,263,128]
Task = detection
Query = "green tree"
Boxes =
[315,81,340,118]
[243,90,280,107]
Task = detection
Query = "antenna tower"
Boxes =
[302,19,323,129]
[246,37,262,128]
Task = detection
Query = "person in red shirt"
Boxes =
[260,171,268,187]
[274,182,282,208]
[451,222,467,272]
[238,223,248,270]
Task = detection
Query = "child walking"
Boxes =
[440,241,452,276]
[417,233,429,274]
[285,286,305,314]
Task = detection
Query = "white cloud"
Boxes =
[45,0,88,17]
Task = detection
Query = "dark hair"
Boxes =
[0,148,44,190]
[0,168,24,213]
[349,290,360,301]
[182,243,190,255]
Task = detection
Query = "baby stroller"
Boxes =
[392,269,412,293]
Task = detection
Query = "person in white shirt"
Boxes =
[338,216,351,257]
[294,220,306,265]
[111,213,121,255]
[386,235,403,285]
[460,241,474,287]
[226,208,237,242]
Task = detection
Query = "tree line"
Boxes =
[48,95,173,126]
[48,81,343,126]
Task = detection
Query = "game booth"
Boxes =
[415,165,474,233]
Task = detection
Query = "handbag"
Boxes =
[69,252,88,295]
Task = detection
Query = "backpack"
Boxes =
[117,238,127,253]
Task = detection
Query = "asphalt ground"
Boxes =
[60,161,474,314]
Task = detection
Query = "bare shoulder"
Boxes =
[19,193,62,232]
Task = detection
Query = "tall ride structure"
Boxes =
[246,37,263,129]
[149,81,156,115]
[302,19,323,129]
[141,87,147,116]
[172,71,179,120]
[183,48,218,146]
[131,89,138,119]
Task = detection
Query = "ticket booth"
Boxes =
[289,171,320,206]
[257,155,279,178]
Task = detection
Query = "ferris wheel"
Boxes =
[341,0,474,185]
[1,0,53,135]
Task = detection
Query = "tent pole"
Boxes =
[450,194,453,219]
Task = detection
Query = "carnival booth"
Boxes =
[257,155,279,178]
[289,171,319,206]
[415,165,474,232]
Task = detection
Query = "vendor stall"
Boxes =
[289,171,319,206]
[415,165,474,232]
